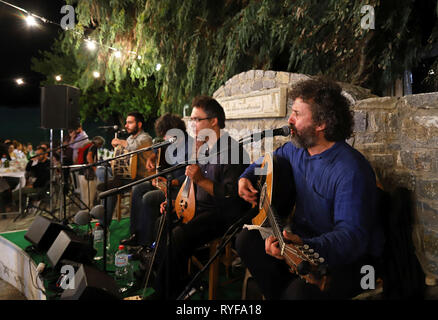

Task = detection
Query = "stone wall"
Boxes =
[201,70,438,278]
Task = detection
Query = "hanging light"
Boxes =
[55,75,62,82]
[25,15,38,27]
[93,71,100,78]
[86,40,96,51]
[15,78,24,85]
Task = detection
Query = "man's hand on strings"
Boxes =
[265,230,303,260]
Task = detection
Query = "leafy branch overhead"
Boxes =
[32,0,438,118]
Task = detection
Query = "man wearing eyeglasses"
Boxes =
[150,96,250,299]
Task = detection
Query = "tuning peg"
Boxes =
[313,252,319,259]
[318,257,325,263]
[297,260,311,275]
[303,244,310,250]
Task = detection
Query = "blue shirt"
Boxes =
[241,141,384,267]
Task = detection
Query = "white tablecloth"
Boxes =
[0,169,26,190]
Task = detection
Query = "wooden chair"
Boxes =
[116,191,132,222]
[188,238,235,300]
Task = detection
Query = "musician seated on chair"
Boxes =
[235,77,385,300]
[120,113,192,251]
[149,96,250,299]
[95,112,153,227]
[12,146,51,209]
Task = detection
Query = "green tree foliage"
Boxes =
[33,0,438,116]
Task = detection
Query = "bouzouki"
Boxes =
[254,152,330,291]
[174,137,206,224]
[111,131,153,179]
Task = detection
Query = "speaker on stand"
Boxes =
[40,85,81,223]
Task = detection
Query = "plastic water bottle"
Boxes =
[93,223,104,261]
[114,245,133,292]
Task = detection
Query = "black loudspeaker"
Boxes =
[24,216,72,252]
[60,264,120,300]
[47,230,96,268]
[41,84,80,129]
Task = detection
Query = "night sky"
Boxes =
[0,0,66,107]
[0,1,111,146]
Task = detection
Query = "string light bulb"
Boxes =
[155,63,162,71]
[55,75,62,82]
[15,78,24,85]
[114,51,122,58]
[25,15,38,27]
[93,71,100,79]
[86,40,96,51]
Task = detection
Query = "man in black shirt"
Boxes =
[12,146,50,207]
[151,96,249,299]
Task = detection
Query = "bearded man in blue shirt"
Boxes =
[236,77,385,300]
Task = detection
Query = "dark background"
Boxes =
[0,0,113,147]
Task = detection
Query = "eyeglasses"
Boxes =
[189,117,212,123]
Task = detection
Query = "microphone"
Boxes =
[73,210,91,226]
[240,126,290,143]
[90,204,105,220]
[99,125,119,130]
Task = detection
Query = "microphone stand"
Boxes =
[176,207,257,300]
[93,130,283,295]
[63,138,178,273]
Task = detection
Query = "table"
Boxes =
[0,168,26,216]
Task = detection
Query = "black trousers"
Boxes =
[235,228,370,300]
[152,209,236,299]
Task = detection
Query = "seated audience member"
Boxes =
[12,146,51,208]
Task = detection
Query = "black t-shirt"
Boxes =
[26,159,50,189]
[195,133,250,222]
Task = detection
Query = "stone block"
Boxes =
[353,111,367,132]
[255,70,264,78]
[370,153,394,168]
[417,179,438,201]
[403,92,438,110]
[213,85,225,98]
[263,79,276,89]
[264,70,276,79]
[276,72,290,84]
[246,70,255,80]
[251,80,263,91]
[289,73,311,84]
[241,82,252,94]
[400,150,438,172]
[354,96,398,110]
[231,85,241,96]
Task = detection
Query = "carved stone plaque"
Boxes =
[216,87,287,119]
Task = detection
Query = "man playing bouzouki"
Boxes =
[95,112,153,227]
[120,113,191,254]
[236,78,385,299]
[150,96,249,299]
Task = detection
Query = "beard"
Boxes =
[129,124,139,136]
[289,123,318,149]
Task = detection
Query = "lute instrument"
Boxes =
[174,137,205,223]
[254,152,330,291]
